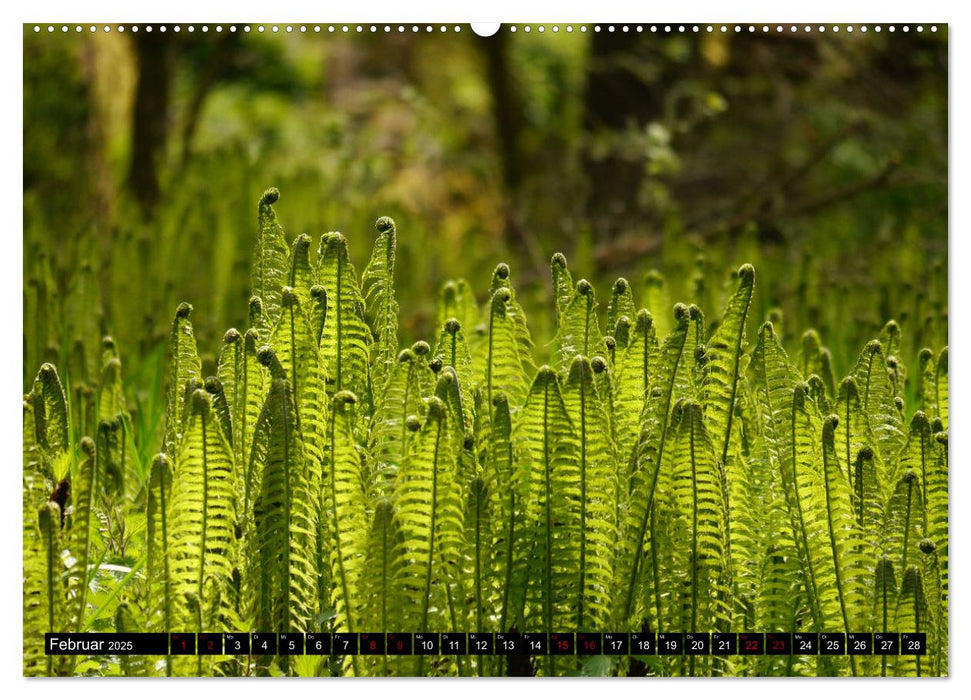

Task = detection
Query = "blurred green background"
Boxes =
[23,25,947,425]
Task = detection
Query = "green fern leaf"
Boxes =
[251,188,290,338]
[168,390,237,632]
[935,347,948,430]
[555,279,606,372]
[703,264,755,466]
[316,232,373,400]
[163,303,202,457]
[852,340,905,460]
[606,278,636,335]
[362,216,400,394]
[322,391,369,638]
[562,356,616,631]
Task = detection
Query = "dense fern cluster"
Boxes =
[23,188,947,677]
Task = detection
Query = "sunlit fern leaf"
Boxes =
[487,393,526,633]
[146,454,173,637]
[270,287,328,486]
[703,264,755,466]
[643,269,670,337]
[786,385,846,632]
[251,188,290,338]
[435,366,473,462]
[362,216,400,395]
[919,540,945,676]
[555,280,606,373]
[163,303,202,458]
[516,367,579,675]
[751,329,832,632]
[881,471,925,584]
[168,390,237,632]
[892,567,928,677]
[248,295,268,336]
[924,431,947,618]
[879,322,906,399]
[316,232,373,401]
[889,412,932,503]
[488,263,534,372]
[360,498,401,676]
[821,415,874,637]
[288,233,315,312]
[482,287,532,411]
[851,446,883,544]
[935,347,947,430]
[873,556,897,676]
[216,329,242,432]
[433,319,476,430]
[613,304,692,629]
[231,329,265,497]
[807,375,831,415]
[437,279,480,346]
[98,357,126,420]
[916,349,937,419]
[248,352,317,634]
[66,437,98,632]
[463,474,498,640]
[550,253,573,325]
[606,278,636,337]
[310,285,328,349]
[32,363,69,462]
[369,346,435,493]
[612,310,658,466]
[322,392,368,642]
[204,377,234,448]
[562,356,616,631]
[24,502,63,676]
[852,340,905,461]
[719,425,762,631]
[392,397,464,673]
[834,377,882,491]
[653,402,730,677]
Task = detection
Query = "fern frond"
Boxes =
[362,216,400,394]
[703,264,755,465]
[251,187,290,338]
[554,279,606,373]
[482,287,532,411]
[935,347,948,430]
[24,502,64,676]
[562,356,616,631]
[852,340,905,460]
[323,391,368,638]
[168,390,237,632]
[892,567,928,677]
[433,319,476,430]
[67,437,98,632]
[32,363,69,462]
[316,232,373,400]
[163,303,202,456]
[146,454,173,635]
[613,304,692,629]
[606,278,636,336]
[612,309,658,465]
[369,346,435,492]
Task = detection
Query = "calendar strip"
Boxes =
[45,632,926,657]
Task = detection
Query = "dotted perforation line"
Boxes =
[32,24,940,35]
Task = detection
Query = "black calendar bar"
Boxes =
[45,633,169,655]
[44,632,930,655]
